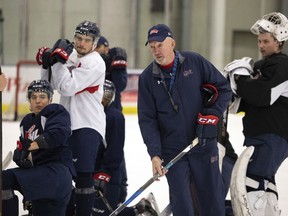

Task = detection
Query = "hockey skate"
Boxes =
[135,198,159,216]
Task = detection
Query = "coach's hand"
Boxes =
[196,109,219,146]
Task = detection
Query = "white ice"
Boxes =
[2,113,288,215]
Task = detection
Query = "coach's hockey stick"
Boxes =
[2,151,13,170]
[109,138,199,216]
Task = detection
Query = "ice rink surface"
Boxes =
[2,113,288,215]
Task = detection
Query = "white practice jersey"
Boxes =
[41,49,106,138]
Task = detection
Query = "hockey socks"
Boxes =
[2,191,19,216]
[75,187,95,216]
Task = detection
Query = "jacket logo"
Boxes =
[183,69,193,77]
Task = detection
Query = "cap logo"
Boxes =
[150,29,159,35]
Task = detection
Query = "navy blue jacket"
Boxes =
[95,105,125,175]
[20,103,74,172]
[138,51,232,159]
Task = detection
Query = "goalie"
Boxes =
[226,12,288,216]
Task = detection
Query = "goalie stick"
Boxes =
[109,138,199,216]
[2,151,13,170]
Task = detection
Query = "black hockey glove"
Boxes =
[93,172,111,197]
[18,137,33,151]
[109,47,127,70]
[196,109,219,146]
[200,84,218,107]
[50,39,74,64]
[13,138,33,168]
[36,47,53,69]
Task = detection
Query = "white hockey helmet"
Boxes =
[250,12,288,42]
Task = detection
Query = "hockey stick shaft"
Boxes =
[2,151,13,170]
[109,138,199,216]
[98,190,114,213]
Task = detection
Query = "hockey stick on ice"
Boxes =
[2,151,13,170]
[109,138,199,216]
[146,192,160,214]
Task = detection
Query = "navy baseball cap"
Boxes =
[97,36,109,47]
[145,24,173,46]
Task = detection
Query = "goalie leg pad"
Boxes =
[265,182,281,216]
[230,146,255,216]
[217,142,226,173]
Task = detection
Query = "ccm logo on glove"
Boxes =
[94,172,111,182]
[197,113,219,125]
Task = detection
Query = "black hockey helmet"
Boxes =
[103,79,115,106]
[27,80,53,100]
[75,20,100,41]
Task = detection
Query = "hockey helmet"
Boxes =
[74,20,100,41]
[103,79,115,106]
[251,12,288,42]
[27,80,53,100]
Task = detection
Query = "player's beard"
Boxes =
[76,46,93,57]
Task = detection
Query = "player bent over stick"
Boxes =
[1,80,75,216]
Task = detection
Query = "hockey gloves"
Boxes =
[13,137,33,168]
[93,172,111,197]
[201,84,218,107]
[50,39,73,64]
[109,47,128,70]
[36,47,53,69]
[223,57,254,95]
[36,39,73,68]
[196,109,219,146]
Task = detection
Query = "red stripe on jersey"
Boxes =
[76,85,99,95]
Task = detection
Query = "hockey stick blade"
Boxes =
[146,192,160,214]
[109,138,199,216]
[2,151,13,170]
[159,203,172,216]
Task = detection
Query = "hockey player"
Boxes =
[92,79,126,215]
[227,12,288,216]
[95,36,128,111]
[138,24,232,216]
[92,80,158,216]
[37,20,106,216]
[1,80,75,216]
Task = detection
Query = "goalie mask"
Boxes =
[27,80,53,100]
[251,12,288,42]
[102,80,115,106]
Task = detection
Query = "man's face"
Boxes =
[29,92,50,115]
[257,32,281,58]
[74,34,94,56]
[148,37,175,65]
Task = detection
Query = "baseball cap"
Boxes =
[97,36,109,47]
[145,24,173,46]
